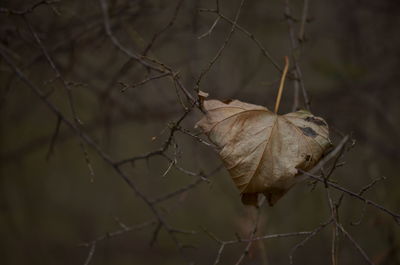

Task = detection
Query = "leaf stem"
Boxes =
[274,56,290,114]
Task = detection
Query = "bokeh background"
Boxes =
[1,0,399,264]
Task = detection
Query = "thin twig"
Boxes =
[211,231,312,265]
[284,0,310,111]
[82,243,96,265]
[151,177,204,204]
[143,0,184,55]
[324,180,340,265]
[177,127,215,147]
[214,244,225,265]
[198,17,220,39]
[115,108,193,167]
[0,0,59,15]
[98,0,164,72]
[289,219,333,264]
[298,0,310,42]
[358,176,386,196]
[46,115,62,160]
[80,219,157,247]
[99,0,195,103]
[199,9,281,72]
[195,0,246,93]
[149,222,162,246]
[337,223,375,265]
[300,169,400,224]
[120,72,170,92]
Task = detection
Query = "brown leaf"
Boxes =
[196,99,331,206]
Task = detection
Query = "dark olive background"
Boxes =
[1,0,399,264]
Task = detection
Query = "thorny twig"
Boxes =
[0,47,200,264]
[99,0,196,104]
[23,15,96,178]
[206,229,313,265]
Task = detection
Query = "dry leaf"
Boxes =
[196,99,331,206]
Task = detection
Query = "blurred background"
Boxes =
[1,0,399,264]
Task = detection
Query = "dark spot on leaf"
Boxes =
[305,116,327,127]
[305,154,311,161]
[299,126,318,137]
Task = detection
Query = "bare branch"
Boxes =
[0,46,190,257]
[199,9,282,72]
[98,0,195,103]
[80,219,157,247]
[195,0,246,93]
[98,0,164,73]
[289,219,333,264]
[143,0,184,55]
[120,72,170,92]
[300,169,400,224]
